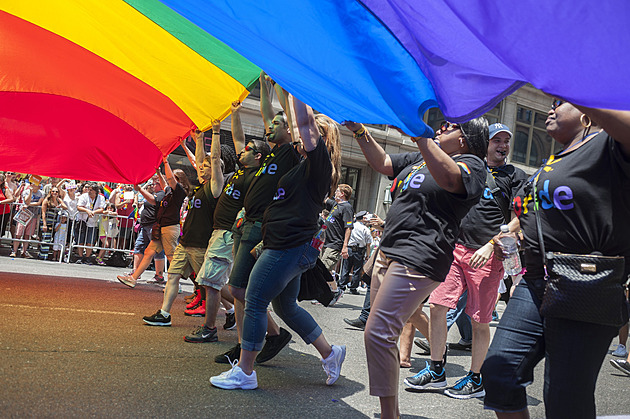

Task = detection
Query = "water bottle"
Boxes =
[499,224,522,275]
[311,225,327,251]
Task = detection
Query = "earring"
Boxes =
[459,139,465,148]
[580,114,592,128]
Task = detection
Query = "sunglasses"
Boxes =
[551,99,565,110]
[244,145,259,154]
[438,121,460,132]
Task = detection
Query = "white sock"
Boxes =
[160,309,170,317]
[226,307,234,314]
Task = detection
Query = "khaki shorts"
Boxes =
[167,243,206,279]
[146,224,180,259]
[197,229,234,290]
[319,247,341,271]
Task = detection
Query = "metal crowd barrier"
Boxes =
[0,202,136,266]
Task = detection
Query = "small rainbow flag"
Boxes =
[128,206,139,220]
[103,184,113,199]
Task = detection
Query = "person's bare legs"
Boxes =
[409,307,430,343]
[399,323,415,368]
[618,323,629,348]
[379,395,398,419]
[154,257,165,277]
[161,273,182,313]
[471,319,491,373]
[204,286,221,329]
[221,285,234,310]
[429,303,449,362]
[131,247,158,280]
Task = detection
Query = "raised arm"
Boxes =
[573,106,630,158]
[193,129,207,182]
[134,184,156,206]
[163,156,178,190]
[344,122,394,177]
[230,101,246,154]
[259,71,275,132]
[275,83,298,141]
[57,179,68,199]
[210,120,225,198]
[291,94,319,152]
[155,168,166,191]
[413,137,466,194]
[180,136,198,170]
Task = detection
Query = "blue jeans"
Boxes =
[482,279,617,417]
[446,290,472,343]
[133,225,165,259]
[241,242,322,352]
[229,220,262,289]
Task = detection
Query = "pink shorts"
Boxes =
[428,243,504,323]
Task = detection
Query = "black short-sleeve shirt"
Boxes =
[262,138,332,249]
[140,191,165,226]
[180,182,217,248]
[243,143,300,222]
[514,132,630,299]
[213,167,257,230]
[458,164,527,249]
[156,183,186,227]
[323,199,354,251]
[379,152,486,282]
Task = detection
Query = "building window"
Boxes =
[484,102,502,125]
[339,166,360,209]
[512,105,560,167]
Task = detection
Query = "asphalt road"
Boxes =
[0,257,629,418]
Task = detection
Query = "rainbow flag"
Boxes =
[102,185,113,200]
[127,206,139,221]
[0,1,259,183]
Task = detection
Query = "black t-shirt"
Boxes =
[379,152,485,282]
[323,199,354,251]
[180,182,217,248]
[262,138,332,250]
[514,132,630,299]
[243,143,300,222]
[458,164,527,249]
[213,168,256,230]
[156,183,186,227]
[140,191,165,226]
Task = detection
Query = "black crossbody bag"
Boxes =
[527,181,627,327]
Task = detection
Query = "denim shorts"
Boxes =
[482,279,617,417]
[133,225,165,259]
[197,229,234,290]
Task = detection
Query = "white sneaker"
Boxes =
[116,274,137,288]
[210,360,258,390]
[612,344,629,357]
[322,345,346,385]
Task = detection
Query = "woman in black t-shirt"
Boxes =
[210,96,347,391]
[344,118,487,419]
[483,102,630,419]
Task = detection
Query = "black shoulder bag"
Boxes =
[528,181,627,327]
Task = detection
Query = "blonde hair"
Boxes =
[315,114,341,196]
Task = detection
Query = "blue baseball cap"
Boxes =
[488,123,512,139]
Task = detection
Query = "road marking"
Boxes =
[0,303,135,316]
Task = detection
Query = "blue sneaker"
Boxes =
[404,361,446,389]
[492,310,499,321]
[444,372,485,399]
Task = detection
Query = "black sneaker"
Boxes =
[404,361,447,389]
[449,340,472,351]
[413,338,431,353]
[610,358,630,376]
[143,310,171,326]
[223,312,236,330]
[349,288,360,295]
[343,317,366,330]
[214,343,241,364]
[255,327,292,364]
[184,325,218,343]
[444,372,485,399]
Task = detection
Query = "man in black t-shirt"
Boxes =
[184,111,271,343]
[218,74,300,364]
[132,178,166,282]
[424,123,527,399]
[320,184,354,304]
